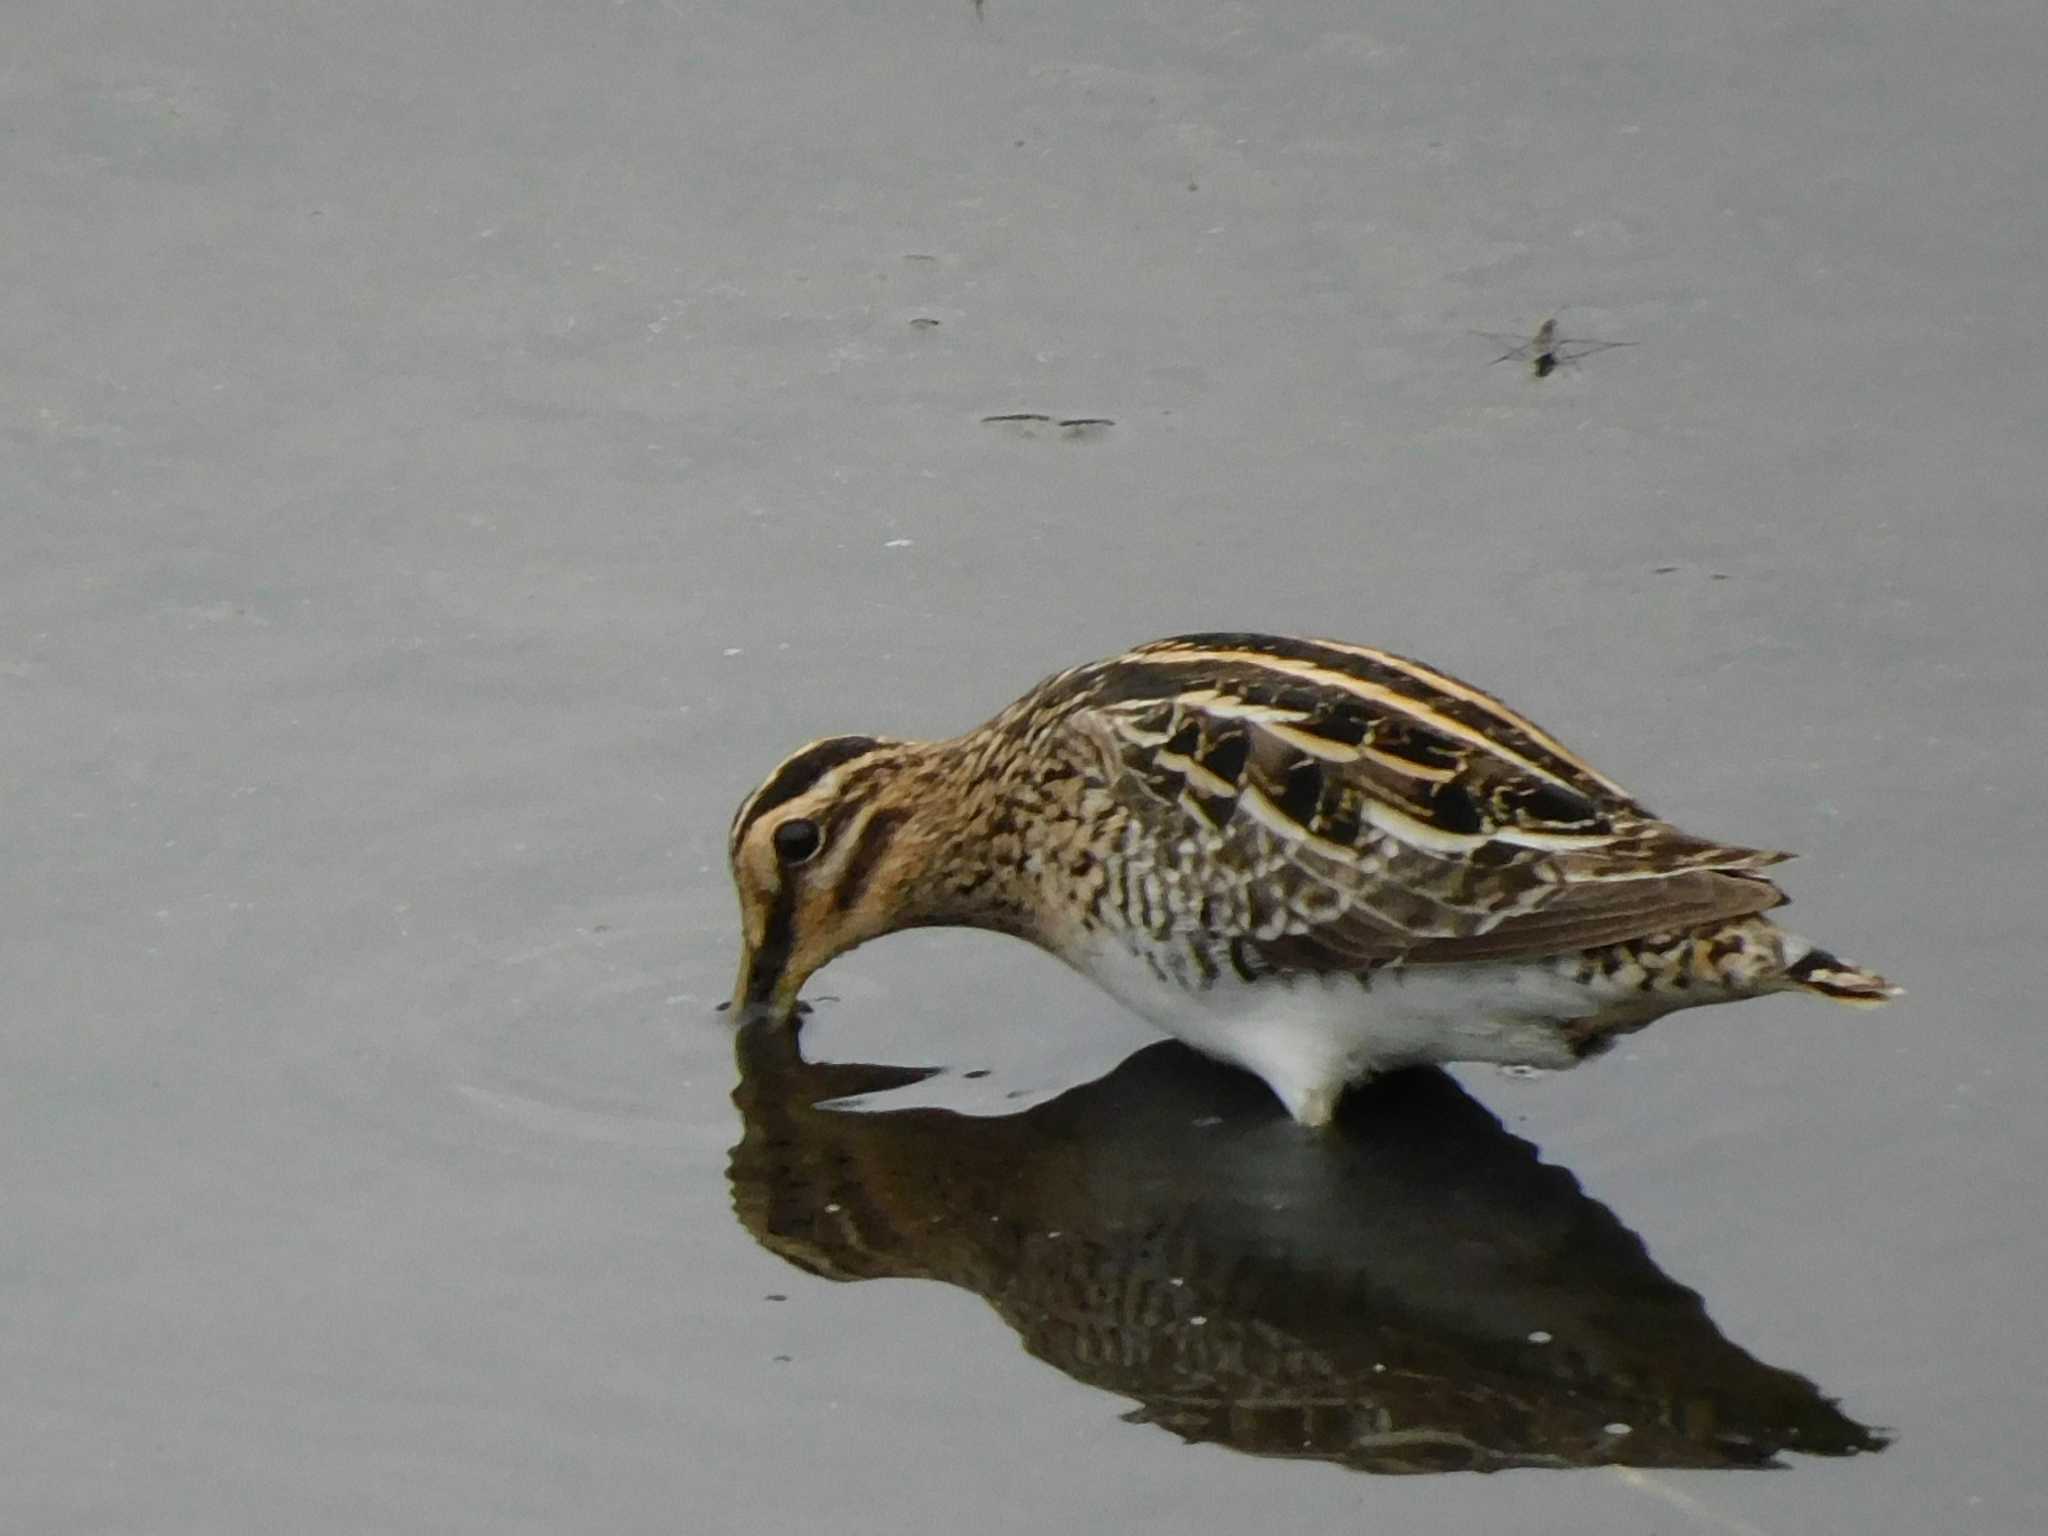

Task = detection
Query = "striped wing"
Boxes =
[1058,634,1788,970]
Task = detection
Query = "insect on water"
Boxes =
[1476,316,1636,378]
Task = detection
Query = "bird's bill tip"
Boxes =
[729,946,804,1025]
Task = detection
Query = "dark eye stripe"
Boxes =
[747,883,799,1002]
[732,736,886,849]
[832,808,909,911]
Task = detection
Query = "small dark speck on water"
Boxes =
[764,1293,787,1302]
[909,317,941,329]
[1711,572,1729,580]
[1654,565,1679,574]
[773,1354,793,1363]
[983,414,1115,441]
[963,1069,991,1079]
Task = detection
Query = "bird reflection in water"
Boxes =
[728,1017,1886,1475]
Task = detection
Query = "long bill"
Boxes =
[729,938,802,1025]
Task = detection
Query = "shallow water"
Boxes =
[8,1,2046,1532]
[731,1019,1884,1476]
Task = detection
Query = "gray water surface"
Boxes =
[7,2,2044,1532]
[731,1019,1887,1475]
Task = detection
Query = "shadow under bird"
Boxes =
[729,1018,1888,1474]
[727,633,1897,1125]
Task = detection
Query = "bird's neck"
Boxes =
[885,725,1114,950]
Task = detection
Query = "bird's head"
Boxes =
[727,734,936,1021]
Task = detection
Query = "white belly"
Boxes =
[1068,939,1597,1126]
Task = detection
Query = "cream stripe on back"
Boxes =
[1125,646,1610,799]
[1303,638,1633,796]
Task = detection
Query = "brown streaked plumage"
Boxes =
[727,633,1898,1125]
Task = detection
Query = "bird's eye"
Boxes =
[772,818,823,865]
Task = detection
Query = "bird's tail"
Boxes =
[1783,943,1902,1007]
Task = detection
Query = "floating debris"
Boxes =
[981,413,1115,432]
[980,413,1116,443]
[1476,316,1635,378]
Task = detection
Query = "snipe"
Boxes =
[727,634,1896,1125]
